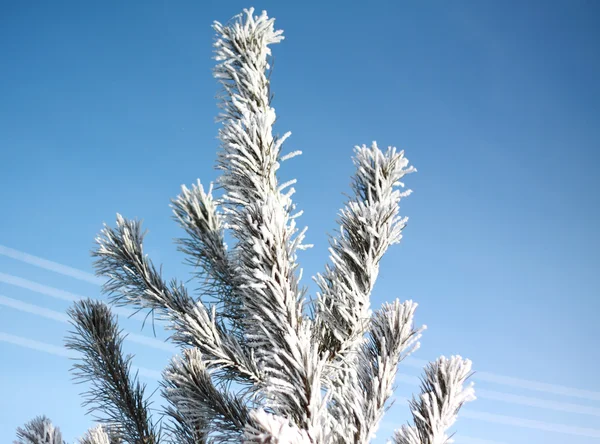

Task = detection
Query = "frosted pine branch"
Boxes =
[355,300,423,442]
[79,425,120,444]
[93,215,262,387]
[171,181,241,329]
[161,406,208,444]
[391,356,476,444]
[162,348,253,443]
[314,145,416,440]
[14,416,65,444]
[79,425,109,444]
[213,8,327,439]
[328,300,423,442]
[244,410,312,444]
[315,143,416,360]
[65,299,158,444]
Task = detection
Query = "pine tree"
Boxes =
[17,8,475,444]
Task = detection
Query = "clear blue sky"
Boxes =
[1,1,599,443]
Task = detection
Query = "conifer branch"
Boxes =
[65,299,158,444]
[315,143,416,360]
[391,356,476,444]
[355,300,423,442]
[243,410,312,444]
[161,407,208,444]
[213,8,326,438]
[162,348,253,443]
[325,300,423,442]
[79,425,121,444]
[171,181,241,331]
[93,215,262,388]
[14,416,65,444]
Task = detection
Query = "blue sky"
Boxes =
[1,1,599,443]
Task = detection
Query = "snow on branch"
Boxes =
[315,143,416,360]
[161,406,208,444]
[356,300,423,442]
[171,181,240,327]
[212,8,327,437]
[326,300,423,442]
[93,215,262,387]
[243,410,312,444]
[14,416,65,444]
[391,356,476,444]
[79,424,120,444]
[214,7,287,205]
[162,348,253,443]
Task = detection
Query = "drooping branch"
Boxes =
[65,299,158,444]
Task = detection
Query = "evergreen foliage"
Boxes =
[16,8,474,444]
